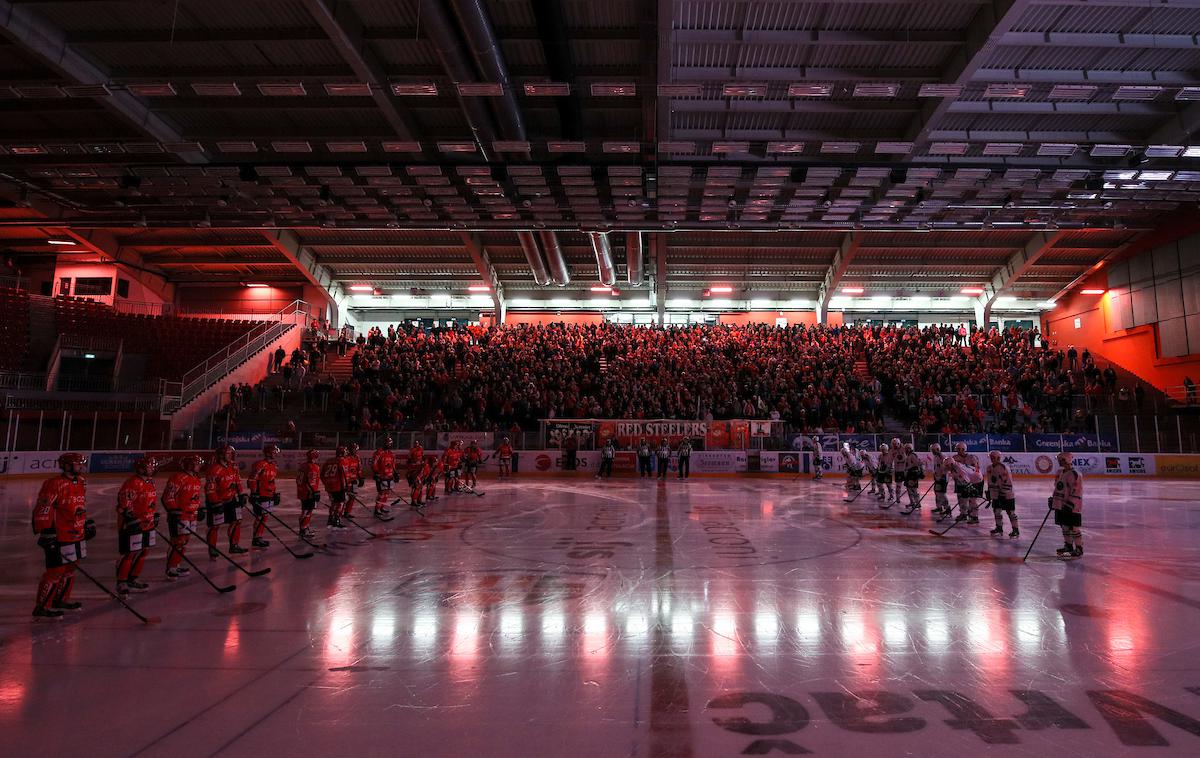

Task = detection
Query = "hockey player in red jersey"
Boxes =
[247,443,280,549]
[410,456,431,508]
[425,457,443,503]
[406,440,425,491]
[463,440,484,489]
[322,446,352,530]
[371,436,398,516]
[442,440,464,494]
[495,437,513,479]
[116,456,159,595]
[205,445,247,556]
[342,442,365,518]
[296,449,322,539]
[162,454,204,580]
[31,453,93,618]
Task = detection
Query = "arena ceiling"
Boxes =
[0,0,1198,315]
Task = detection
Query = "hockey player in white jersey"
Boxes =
[928,443,951,518]
[985,451,1019,538]
[898,442,924,513]
[840,443,864,499]
[1049,451,1084,557]
[874,443,894,507]
[949,442,984,524]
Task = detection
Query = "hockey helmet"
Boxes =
[57,452,88,472]
[381,435,393,449]
[928,443,942,455]
[879,443,888,452]
[181,455,205,473]
[1056,451,1072,468]
[954,442,967,454]
[306,448,320,462]
[134,456,158,476]
[989,450,1002,463]
[215,444,235,463]
[348,442,360,454]
[335,445,348,457]
[262,443,280,459]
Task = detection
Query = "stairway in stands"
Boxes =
[598,356,609,374]
[318,350,356,383]
[853,357,871,383]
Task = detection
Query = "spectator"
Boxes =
[1186,376,1197,406]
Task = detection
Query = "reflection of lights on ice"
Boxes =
[451,611,481,658]
[411,612,438,654]
[882,614,907,648]
[371,615,396,643]
[841,614,874,652]
[583,613,606,636]
[967,617,992,649]
[671,612,694,640]
[542,609,566,642]
[500,609,523,637]
[754,611,778,644]
[1014,612,1042,653]
[924,613,950,648]
[712,612,738,657]
[795,612,821,644]
[583,612,608,658]
[324,613,354,665]
[624,615,649,638]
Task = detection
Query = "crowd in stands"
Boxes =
[214,322,1151,438]
[863,325,1138,434]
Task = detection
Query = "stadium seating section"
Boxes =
[0,287,29,371]
[52,297,257,381]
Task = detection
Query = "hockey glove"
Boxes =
[273,493,281,506]
[238,493,248,507]
[84,519,97,541]
[37,529,57,549]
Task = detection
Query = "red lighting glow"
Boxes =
[710,286,734,293]
[841,287,864,295]
[961,287,985,295]
[349,285,374,292]
[467,285,491,293]
[1080,288,1106,295]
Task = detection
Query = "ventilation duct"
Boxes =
[625,232,644,286]
[587,232,617,287]
[517,232,550,286]
[538,231,570,287]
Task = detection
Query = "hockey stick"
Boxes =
[258,520,314,559]
[844,480,872,503]
[154,529,236,593]
[928,515,965,537]
[181,524,271,577]
[900,482,936,515]
[335,497,382,537]
[349,493,395,521]
[72,562,161,624]
[1023,508,1054,562]
[265,510,326,550]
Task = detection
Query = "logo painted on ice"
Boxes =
[704,687,1200,753]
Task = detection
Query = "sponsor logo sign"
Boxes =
[1156,455,1200,478]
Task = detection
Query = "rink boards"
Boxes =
[0,448,1196,477]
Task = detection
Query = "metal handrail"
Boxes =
[174,299,310,410]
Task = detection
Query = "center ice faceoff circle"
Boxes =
[459,483,861,569]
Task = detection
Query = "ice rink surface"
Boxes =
[2,473,1200,757]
